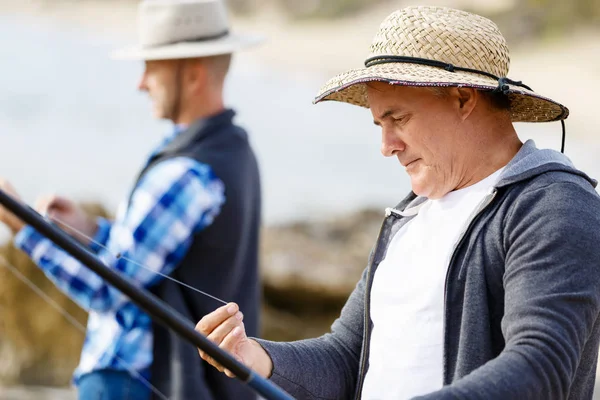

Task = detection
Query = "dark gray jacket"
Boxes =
[257,140,600,400]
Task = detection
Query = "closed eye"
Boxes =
[393,114,410,125]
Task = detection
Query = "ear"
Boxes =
[452,87,478,120]
[184,59,208,92]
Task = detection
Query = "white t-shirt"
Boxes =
[361,168,504,399]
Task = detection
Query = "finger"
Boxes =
[204,325,245,376]
[0,179,18,198]
[37,196,76,222]
[44,195,72,213]
[198,321,245,374]
[197,348,216,365]
[206,311,243,346]
[199,352,224,373]
[221,324,246,353]
[48,195,72,210]
[224,368,236,378]
[195,302,239,336]
[36,195,63,214]
[196,304,239,372]
[35,195,55,214]
[220,325,246,378]
[0,178,11,189]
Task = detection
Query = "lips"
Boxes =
[402,159,419,167]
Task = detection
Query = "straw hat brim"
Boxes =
[314,63,569,123]
[110,32,265,61]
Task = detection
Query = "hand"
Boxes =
[196,302,273,379]
[35,195,97,245]
[0,178,25,234]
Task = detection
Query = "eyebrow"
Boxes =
[373,109,399,126]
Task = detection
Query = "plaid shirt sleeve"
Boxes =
[88,216,112,253]
[14,157,225,313]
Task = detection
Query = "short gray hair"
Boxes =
[428,86,511,111]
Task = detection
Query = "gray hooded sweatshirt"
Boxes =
[256,140,600,400]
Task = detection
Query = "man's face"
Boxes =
[137,60,181,121]
[367,82,469,199]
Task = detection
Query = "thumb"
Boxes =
[48,196,73,210]
[36,195,71,215]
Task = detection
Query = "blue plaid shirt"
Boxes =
[14,126,225,384]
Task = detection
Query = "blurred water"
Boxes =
[0,13,598,242]
[0,14,409,228]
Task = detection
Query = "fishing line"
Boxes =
[47,214,228,306]
[0,254,170,400]
[0,190,294,400]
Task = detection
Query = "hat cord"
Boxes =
[364,55,565,154]
[560,120,565,153]
[364,55,533,93]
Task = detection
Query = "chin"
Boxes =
[153,109,167,120]
[410,180,435,199]
[412,186,448,200]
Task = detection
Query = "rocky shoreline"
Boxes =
[1,385,76,400]
[0,203,384,388]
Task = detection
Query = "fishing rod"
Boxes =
[0,188,294,400]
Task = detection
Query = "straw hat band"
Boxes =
[364,55,534,94]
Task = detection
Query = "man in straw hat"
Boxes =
[0,0,264,399]
[194,5,600,399]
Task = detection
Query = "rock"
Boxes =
[0,201,385,386]
[0,385,76,400]
[0,203,108,387]
[260,209,383,314]
[260,302,341,342]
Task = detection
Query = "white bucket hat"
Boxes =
[111,0,264,61]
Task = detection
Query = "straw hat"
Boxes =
[314,6,569,123]
[111,0,264,61]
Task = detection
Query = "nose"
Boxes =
[380,127,405,157]
[137,70,148,92]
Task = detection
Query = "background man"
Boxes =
[0,1,263,399]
